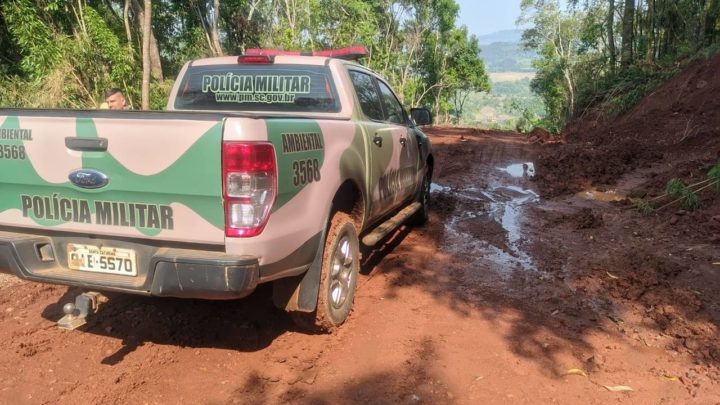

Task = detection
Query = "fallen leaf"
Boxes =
[663,375,679,382]
[603,385,633,392]
[606,272,620,280]
[564,368,588,377]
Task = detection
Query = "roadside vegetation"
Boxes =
[463,75,545,132]
[0,0,489,123]
[633,162,720,214]
[520,0,720,133]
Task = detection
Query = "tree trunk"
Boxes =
[698,0,707,49]
[211,0,224,56]
[123,0,132,43]
[141,0,151,109]
[608,0,616,72]
[621,0,635,70]
[648,0,656,61]
[132,0,163,81]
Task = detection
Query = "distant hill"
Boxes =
[476,29,536,73]
[477,29,524,45]
[480,42,536,72]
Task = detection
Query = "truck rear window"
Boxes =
[174,64,340,113]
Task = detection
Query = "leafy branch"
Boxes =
[632,162,720,215]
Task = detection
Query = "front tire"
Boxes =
[292,212,360,332]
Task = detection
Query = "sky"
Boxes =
[455,0,525,37]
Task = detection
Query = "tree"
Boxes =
[520,0,581,127]
[444,27,490,122]
[522,0,720,132]
[620,0,635,69]
[607,0,616,71]
[210,0,223,56]
[141,0,151,109]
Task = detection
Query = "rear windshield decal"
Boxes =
[202,74,311,104]
[174,64,340,113]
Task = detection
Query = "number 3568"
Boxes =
[292,159,321,186]
[0,145,27,160]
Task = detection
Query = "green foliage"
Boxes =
[464,76,546,130]
[2,0,63,80]
[635,199,655,216]
[666,179,687,199]
[666,179,702,211]
[522,0,720,131]
[0,0,486,117]
[680,190,702,211]
[709,162,720,192]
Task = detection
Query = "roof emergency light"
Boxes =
[243,46,369,61]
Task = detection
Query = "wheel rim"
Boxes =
[329,235,354,309]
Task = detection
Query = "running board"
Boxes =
[362,202,421,246]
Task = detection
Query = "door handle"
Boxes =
[65,137,108,152]
[399,137,407,147]
[373,135,383,147]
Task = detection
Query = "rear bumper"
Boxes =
[0,230,259,300]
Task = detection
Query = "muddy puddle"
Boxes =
[497,162,536,178]
[576,188,626,202]
[432,161,540,280]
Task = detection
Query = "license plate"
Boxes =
[67,243,137,276]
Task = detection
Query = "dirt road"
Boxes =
[0,128,717,404]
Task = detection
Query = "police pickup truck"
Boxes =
[0,47,433,331]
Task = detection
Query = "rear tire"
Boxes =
[292,212,360,332]
[409,169,430,226]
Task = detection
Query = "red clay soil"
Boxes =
[1,62,720,402]
[529,52,720,399]
[535,53,720,199]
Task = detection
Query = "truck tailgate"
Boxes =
[0,111,225,245]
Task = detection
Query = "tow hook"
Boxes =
[57,292,108,330]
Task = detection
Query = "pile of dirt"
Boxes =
[529,53,720,376]
[535,53,720,198]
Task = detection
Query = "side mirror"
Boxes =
[410,108,433,126]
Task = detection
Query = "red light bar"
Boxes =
[245,49,303,57]
[244,46,369,61]
[237,55,274,64]
[312,46,368,60]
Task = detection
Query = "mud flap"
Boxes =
[272,216,329,313]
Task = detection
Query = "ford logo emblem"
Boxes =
[68,169,109,189]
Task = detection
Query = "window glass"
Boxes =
[349,71,384,121]
[377,81,406,125]
[174,64,340,112]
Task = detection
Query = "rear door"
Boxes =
[0,111,225,245]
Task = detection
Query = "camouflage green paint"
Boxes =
[0,115,224,236]
[265,119,325,212]
[339,123,369,214]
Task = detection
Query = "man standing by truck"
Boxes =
[104,88,130,110]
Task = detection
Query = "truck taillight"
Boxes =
[222,142,277,237]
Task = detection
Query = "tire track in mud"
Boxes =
[430,131,542,293]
